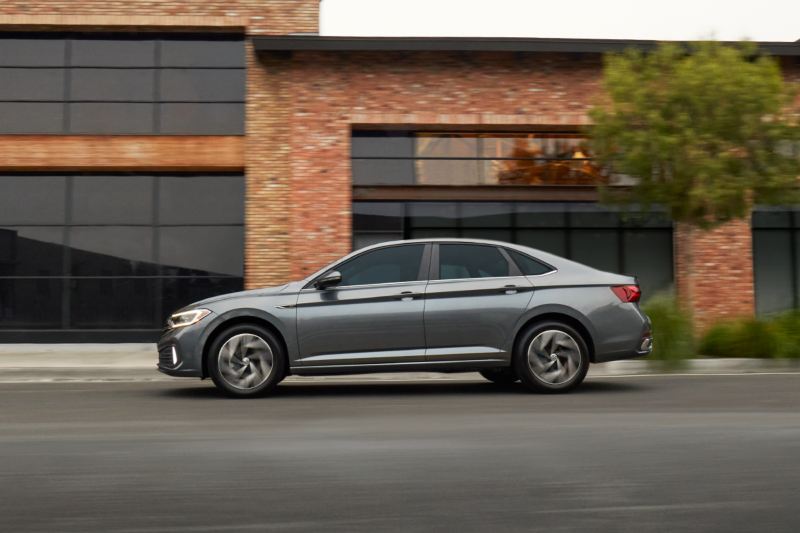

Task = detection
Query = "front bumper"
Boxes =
[156,322,206,378]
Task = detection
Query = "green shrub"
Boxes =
[642,294,694,364]
[699,312,800,359]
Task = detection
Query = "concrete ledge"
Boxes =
[0,344,799,382]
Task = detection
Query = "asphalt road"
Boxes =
[1,374,799,533]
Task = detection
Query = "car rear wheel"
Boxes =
[514,321,589,393]
[479,368,518,385]
[208,323,286,398]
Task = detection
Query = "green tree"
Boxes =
[590,41,800,228]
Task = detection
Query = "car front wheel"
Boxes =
[208,323,286,398]
[514,321,589,393]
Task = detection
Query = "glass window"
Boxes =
[353,202,404,232]
[160,38,245,68]
[70,278,157,328]
[0,279,62,329]
[351,131,413,158]
[72,176,154,225]
[0,227,65,276]
[352,159,415,186]
[0,68,65,100]
[158,226,243,277]
[159,103,244,135]
[69,227,156,276]
[460,203,512,227]
[335,244,424,286]
[159,176,244,225]
[623,231,673,298]
[507,249,553,276]
[571,230,619,273]
[0,38,65,67]
[439,244,509,280]
[160,69,245,102]
[753,229,795,314]
[71,39,156,67]
[161,277,243,319]
[0,102,64,134]
[516,229,567,256]
[0,176,66,225]
[68,103,155,134]
[70,69,156,101]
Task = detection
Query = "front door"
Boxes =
[424,243,533,362]
[295,243,429,368]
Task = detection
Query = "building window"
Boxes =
[352,130,607,186]
[0,173,244,341]
[0,33,244,135]
[752,207,800,315]
[353,201,673,299]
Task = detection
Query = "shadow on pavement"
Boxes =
[158,378,645,399]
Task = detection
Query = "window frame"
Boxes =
[304,243,432,290]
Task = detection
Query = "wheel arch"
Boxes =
[512,308,597,363]
[200,310,290,378]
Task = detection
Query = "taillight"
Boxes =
[611,285,641,303]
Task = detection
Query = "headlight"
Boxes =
[167,309,211,329]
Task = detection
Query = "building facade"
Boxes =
[0,1,797,341]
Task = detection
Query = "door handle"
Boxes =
[398,291,416,301]
[503,284,518,295]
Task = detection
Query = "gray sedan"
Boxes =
[157,239,652,397]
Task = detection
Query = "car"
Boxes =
[157,239,652,397]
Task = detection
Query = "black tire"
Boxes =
[207,323,286,398]
[479,367,518,385]
[513,321,590,393]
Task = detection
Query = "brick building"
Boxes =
[0,1,798,341]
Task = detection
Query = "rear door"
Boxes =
[423,243,533,362]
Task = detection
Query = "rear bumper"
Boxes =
[594,335,653,363]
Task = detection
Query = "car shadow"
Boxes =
[159,378,644,399]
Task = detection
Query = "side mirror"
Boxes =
[314,270,342,289]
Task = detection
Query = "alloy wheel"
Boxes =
[217,333,274,390]
[527,329,582,385]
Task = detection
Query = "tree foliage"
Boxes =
[590,41,800,228]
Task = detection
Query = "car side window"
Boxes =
[507,249,554,276]
[335,244,425,287]
[439,244,509,280]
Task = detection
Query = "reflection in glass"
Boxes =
[0,227,65,276]
[70,227,156,276]
[159,226,243,277]
[70,278,156,328]
[161,277,243,321]
[0,279,62,328]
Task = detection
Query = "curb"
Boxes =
[0,344,799,382]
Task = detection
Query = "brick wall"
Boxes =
[275,51,604,280]
[0,1,318,34]
[674,220,756,329]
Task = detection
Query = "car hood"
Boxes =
[186,283,291,308]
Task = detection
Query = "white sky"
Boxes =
[319,0,800,42]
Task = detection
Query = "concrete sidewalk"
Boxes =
[0,344,799,383]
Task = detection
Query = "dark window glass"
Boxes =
[516,203,568,227]
[571,230,619,272]
[352,159,415,186]
[160,69,245,102]
[570,205,620,228]
[753,229,794,314]
[161,277,243,320]
[752,208,793,228]
[159,103,243,135]
[0,38,65,67]
[68,103,155,134]
[0,102,64,134]
[160,39,245,68]
[460,203,512,227]
[459,228,513,242]
[335,245,424,286]
[0,278,62,328]
[159,176,244,225]
[70,278,157,328]
[353,202,404,232]
[439,244,509,280]
[507,249,553,276]
[69,227,156,276]
[516,229,567,256]
[351,131,413,158]
[0,68,65,100]
[623,231,673,298]
[353,233,402,250]
[159,226,243,277]
[71,39,156,67]
[70,69,156,101]
[408,228,457,239]
[72,176,154,224]
[407,202,459,228]
[0,176,66,224]
[0,227,65,276]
